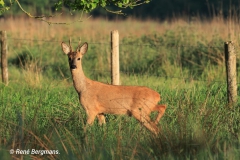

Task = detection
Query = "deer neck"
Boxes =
[71,66,87,93]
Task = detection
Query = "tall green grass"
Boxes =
[1,77,239,159]
[0,17,240,159]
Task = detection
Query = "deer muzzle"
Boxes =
[70,64,77,69]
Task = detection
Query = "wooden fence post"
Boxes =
[1,31,8,85]
[111,30,120,85]
[224,41,237,106]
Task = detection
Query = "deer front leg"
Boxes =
[97,113,106,125]
[86,111,97,125]
[83,110,97,133]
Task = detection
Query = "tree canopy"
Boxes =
[1,0,240,21]
[0,0,151,16]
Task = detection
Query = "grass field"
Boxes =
[0,16,240,159]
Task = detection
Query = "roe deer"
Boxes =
[61,41,166,135]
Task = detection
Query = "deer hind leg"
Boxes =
[153,104,166,125]
[97,113,106,125]
[132,109,159,135]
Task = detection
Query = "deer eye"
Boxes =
[77,58,81,60]
[68,57,71,61]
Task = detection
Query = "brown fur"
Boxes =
[61,41,166,135]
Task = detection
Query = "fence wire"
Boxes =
[9,37,225,48]
[6,37,240,85]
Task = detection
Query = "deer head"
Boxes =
[61,41,88,70]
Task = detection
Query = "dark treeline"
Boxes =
[117,0,240,20]
[4,0,240,20]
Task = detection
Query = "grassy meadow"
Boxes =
[0,16,240,159]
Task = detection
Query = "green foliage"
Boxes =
[0,0,152,16]
[54,0,151,13]
[0,0,10,15]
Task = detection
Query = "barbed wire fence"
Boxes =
[1,30,239,105]
[7,37,238,80]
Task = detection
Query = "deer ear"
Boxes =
[61,42,71,55]
[77,42,88,55]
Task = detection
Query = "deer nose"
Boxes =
[70,65,77,69]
